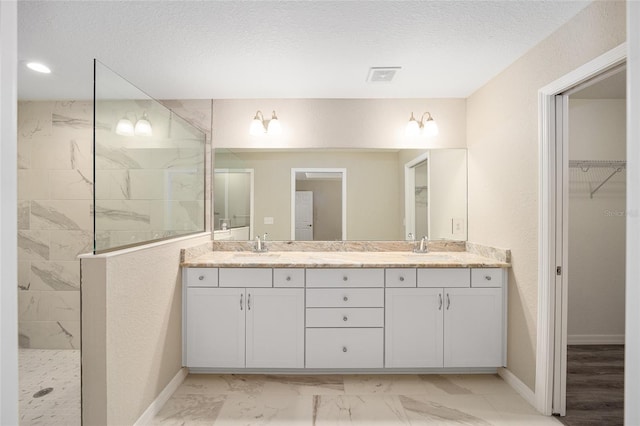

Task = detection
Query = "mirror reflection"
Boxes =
[214,148,467,241]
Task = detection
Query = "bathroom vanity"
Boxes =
[181,243,510,373]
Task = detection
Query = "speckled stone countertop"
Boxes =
[182,250,510,268]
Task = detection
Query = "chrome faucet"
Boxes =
[254,234,268,252]
[413,236,429,253]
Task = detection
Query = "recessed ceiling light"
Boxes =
[26,62,51,74]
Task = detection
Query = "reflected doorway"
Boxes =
[404,152,429,240]
[291,168,347,240]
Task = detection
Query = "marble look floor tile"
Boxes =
[214,394,312,426]
[420,374,517,396]
[261,374,345,395]
[343,374,430,395]
[312,395,410,425]
[150,394,226,425]
[174,374,266,396]
[399,394,501,425]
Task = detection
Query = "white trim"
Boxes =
[133,367,188,426]
[498,367,536,409]
[536,43,626,416]
[567,335,625,345]
[290,168,347,240]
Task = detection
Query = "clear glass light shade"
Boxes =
[115,117,134,136]
[267,118,282,135]
[249,118,266,136]
[405,118,420,137]
[422,118,439,137]
[134,114,153,136]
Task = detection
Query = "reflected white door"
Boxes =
[295,191,313,240]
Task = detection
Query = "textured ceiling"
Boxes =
[18,1,591,100]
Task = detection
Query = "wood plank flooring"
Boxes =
[558,345,624,426]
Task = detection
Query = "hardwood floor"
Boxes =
[558,345,624,426]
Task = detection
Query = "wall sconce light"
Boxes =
[405,112,439,138]
[115,112,153,137]
[249,110,282,136]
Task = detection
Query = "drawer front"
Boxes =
[306,288,384,308]
[273,268,305,288]
[417,268,470,288]
[385,268,417,287]
[219,268,272,288]
[306,328,383,368]
[185,268,218,287]
[471,268,504,288]
[306,268,384,287]
[306,308,384,328]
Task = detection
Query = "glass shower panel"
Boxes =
[93,60,206,253]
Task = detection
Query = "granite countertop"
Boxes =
[182,250,510,268]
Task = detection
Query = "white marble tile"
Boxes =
[19,349,80,426]
[166,168,205,201]
[19,290,79,322]
[30,200,92,230]
[398,393,502,425]
[95,142,146,170]
[343,374,431,396]
[159,99,212,139]
[18,320,80,349]
[312,394,410,425]
[18,200,31,230]
[95,169,130,200]
[18,169,50,200]
[128,169,165,200]
[50,230,93,261]
[426,375,518,396]
[30,260,80,291]
[173,374,266,396]
[18,230,50,261]
[215,394,313,426]
[53,100,93,121]
[31,139,76,170]
[49,169,93,200]
[18,101,53,139]
[94,200,151,231]
[18,137,32,169]
[483,393,563,425]
[260,374,345,396]
[18,261,31,290]
[150,394,226,425]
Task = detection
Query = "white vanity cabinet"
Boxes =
[385,268,506,368]
[184,268,304,369]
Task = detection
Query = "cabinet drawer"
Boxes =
[306,288,384,308]
[306,308,384,327]
[219,268,272,287]
[306,328,383,368]
[385,268,416,287]
[417,268,470,288]
[185,268,218,287]
[471,268,504,288]
[273,268,305,288]
[306,268,384,287]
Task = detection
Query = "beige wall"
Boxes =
[429,149,468,240]
[568,98,625,342]
[296,180,342,241]
[466,1,626,390]
[211,98,466,149]
[81,233,212,426]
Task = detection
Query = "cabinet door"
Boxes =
[385,288,444,368]
[245,288,304,368]
[444,287,503,367]
[186,288,245,368]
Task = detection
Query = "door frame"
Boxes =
[290,168,347,240]
[404,152,430,240]
[536,43,626,415]
[213,168,254,236]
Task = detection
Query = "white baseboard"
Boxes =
[567,334,625,345]
[134,367,188,426]
[498,367,536,409]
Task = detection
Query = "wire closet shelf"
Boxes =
[569,160,626,198]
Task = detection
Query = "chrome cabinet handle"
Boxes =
[247,293,251,310]
[240,293,243,310]
[485,275,492,281]
[399,276,405,282]
[438,294,443,310]
[343,276,348,281]
[198,275,205,281]
[343,296,349,302]
[286,276,291,281]
[342,346,348,353]
[343,316,348,322]
[446,294,451,310]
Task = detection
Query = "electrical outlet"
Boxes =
[452,218,464,234]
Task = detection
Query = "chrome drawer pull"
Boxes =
[446,294,451,310]
[342,346,348,353]
[343,316,348,322]
[247,293,251,310]
[485,275,492,281]
[240,293,243,310]
[399,276,405,282]
[343,296,349,302]
[438,294,443,310]
[343,276,348,281]
[198,275,205,281]
[286,276,291,281]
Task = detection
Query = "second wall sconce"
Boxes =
[116,112,153,137]
[405,112,438,138]
[249,110,282,136]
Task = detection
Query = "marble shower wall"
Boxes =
[18,100,93,349]
[18,99,213,349]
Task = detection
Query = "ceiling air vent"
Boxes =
[366,67,401,83]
